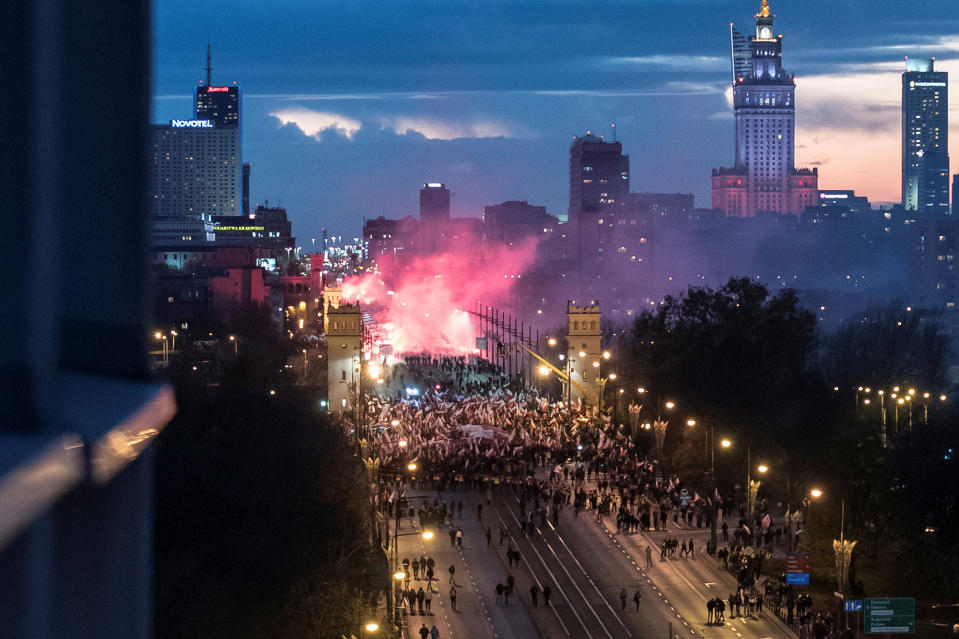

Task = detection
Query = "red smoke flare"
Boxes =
[342,237,539,355]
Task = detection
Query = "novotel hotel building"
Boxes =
[149,84,242,217]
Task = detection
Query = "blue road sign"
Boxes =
[785,573,810,585]
[844,600,863,612]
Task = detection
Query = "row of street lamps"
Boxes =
[842,384,948,446]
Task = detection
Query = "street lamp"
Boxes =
[693,421,730,553]
[154,332,169,367]
[228,334,237,357]
[811,488,856,602]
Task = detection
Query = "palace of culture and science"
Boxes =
[712,0,819,217]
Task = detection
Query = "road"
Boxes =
[394,483,795,639]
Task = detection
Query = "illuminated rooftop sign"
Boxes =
[911,81,946,88]
[206,86,230,92]
[215,225,264,232]
[171,119,214,128]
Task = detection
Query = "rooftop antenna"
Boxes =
[205,43,213,86]
[612,120,617,142]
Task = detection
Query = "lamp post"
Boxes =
[153,332,169,367]
[746,446,767,519]
[688,418,729,553]
[228,334,237,357]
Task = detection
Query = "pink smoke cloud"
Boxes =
[342,233,540,355]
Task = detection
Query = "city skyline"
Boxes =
[152,0,959,239]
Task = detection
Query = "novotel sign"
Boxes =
[171,119,214,129]
[205,86,230,92]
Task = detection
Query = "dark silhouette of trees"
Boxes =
[815,303,951,392]
[625,277,817,457]
[154,356,375,638]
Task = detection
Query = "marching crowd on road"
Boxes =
[351,355,850,638]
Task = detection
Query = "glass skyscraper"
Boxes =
[902,58,949,216]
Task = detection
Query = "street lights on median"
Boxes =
[689,420,732,553]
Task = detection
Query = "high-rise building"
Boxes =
[195,44,240,127]
[148,47,242,217]
[902,58,949,215]
[712,0,818,217]
[953,174,959,215]
[242,162,251,215]
[420,183,451,223]
[568,133,629,218]
[149,121,241,216]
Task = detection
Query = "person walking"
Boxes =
[425,589,433,614]
[412,558,420,580]
[477,503,483,521]
[448,529,456,547]
[419,624,429,639]
[495,583,504,605]
[645,546,653,568]
[486,526,492,547]
[430,625,440,639]
[530,584,539,606]
[455,528,463,549]
[707,598,715,624]
[619,588,628,611]
[448,564,455,583]
[543,585,552,607]
[449,584,458,612]
[633,590,642,611]
[417,586,426,615]
[688,538,695,559]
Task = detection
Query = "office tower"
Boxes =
[902,58,949,216]
[712,1,818,217]
[568,133,629,219]
[149,47,242,217]
[242,162,251,215]
[953,174,959,215]
[195,44,240,127]
[420,183,451,223]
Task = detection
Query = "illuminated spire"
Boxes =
[205,43,213,86]
[756,0,771,18]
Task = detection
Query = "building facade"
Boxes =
[569,133,629,219]
[420,183,451,223]
[148,52,242,217]
[902,58,949,215]
[712,0,818,217]
[566,302,603,407]
[326,303,364,414]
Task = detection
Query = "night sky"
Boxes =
[152,0,959,242]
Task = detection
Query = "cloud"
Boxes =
[379,116,517,140]
[601,54,728,72]
[270,108,361,140]
[269,107,520,141]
